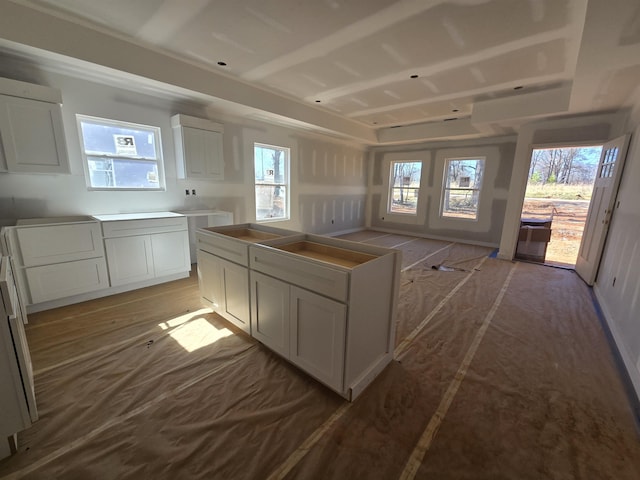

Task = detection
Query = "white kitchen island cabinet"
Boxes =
[199,250,251,334]
[249,235,400,401]
[196,224,300,334]
[197,225,401,401]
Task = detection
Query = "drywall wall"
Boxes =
[497,112,628,260]
[367,137,516,246]
[594,114,640,402]
[0,58,367,233]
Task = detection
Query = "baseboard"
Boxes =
[592,284,640,425]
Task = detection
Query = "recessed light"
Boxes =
[410,74,419,79]
[217,61,227,66]
[514,85,523,90]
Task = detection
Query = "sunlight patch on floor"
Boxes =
[158,308,233,352]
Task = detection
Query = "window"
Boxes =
[254,143,289,221]
[77,115,164,190]
[388,161,422,215]
[442,157,485,219]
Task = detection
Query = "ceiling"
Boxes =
[1,0,640,145]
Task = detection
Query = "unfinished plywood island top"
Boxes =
[196,225,401,401]
[214,227,281,243]
[273,240,377,268]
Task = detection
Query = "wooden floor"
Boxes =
[1,232,639,479]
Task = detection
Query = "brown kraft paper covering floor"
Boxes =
[1,232,638,479]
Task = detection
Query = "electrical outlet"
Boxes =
[185,189,190,196]
[192,189,197,196]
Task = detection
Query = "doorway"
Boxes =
[518,145,602,267]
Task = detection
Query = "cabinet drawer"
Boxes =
[25,257,109,304]
[102,217,187,238]
[17,222,104,267]
[197,231,249,266]
[250,245,349,302]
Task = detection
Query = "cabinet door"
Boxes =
[219,258,250,334]
[197,250,223,311]
[182,127,224,180]
[151,231,190,277]
[17,222,104,267]
[250,270,290,358]
[0,95,69,174]
[290,287,346,392]
[25,257,109,304]
[105,236,154,286]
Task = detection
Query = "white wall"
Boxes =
[0,65,368,233]
[594,111,640,401]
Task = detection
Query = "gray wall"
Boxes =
[0,59,367,233]
[367,138,516,246]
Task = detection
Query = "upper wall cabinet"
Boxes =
[0,78,69,175]
[171,114,224,180]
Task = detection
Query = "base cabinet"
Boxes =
[197,228,400,401]
[289,286,346,393]
[99,215,190,288]
[251,270,290,357]
[251,271,346,391]
[198,250,250,333]
[105,235,154,286]
[25,258,109,304]
[9,219,109,305]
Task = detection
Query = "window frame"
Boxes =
[254,142,290,223]
[387,160,422,217]
[76,114,165,191]
[440,156,486,221]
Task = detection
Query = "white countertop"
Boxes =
[16,216,97,226]
[92,212,184,222]
[172,209,231,217]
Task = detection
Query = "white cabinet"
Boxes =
[173,210,234,263]
[196,224,298,335]
[289,286,346,392]
[0,94,69,174]
[11,218,109,305]
[248,235,400,400]
[197,226,401,401]
[1,256,37,460]
[251,272,347,392]
[199,250,251,333]
[251,270,290,356]
[98,213,190,288]
[171,114,224,180]
[105,235,154,285]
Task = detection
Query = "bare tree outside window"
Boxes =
[254,143,289,221]
[442,158,485,219]
[388,161,422,214]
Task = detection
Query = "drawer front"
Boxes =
[250,245,348,302]
[25,257,109,304]
[102,217,187,238]
[17,222,104,267]
[196,231,248,266]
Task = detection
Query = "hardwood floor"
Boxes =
[1,233,639,479]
